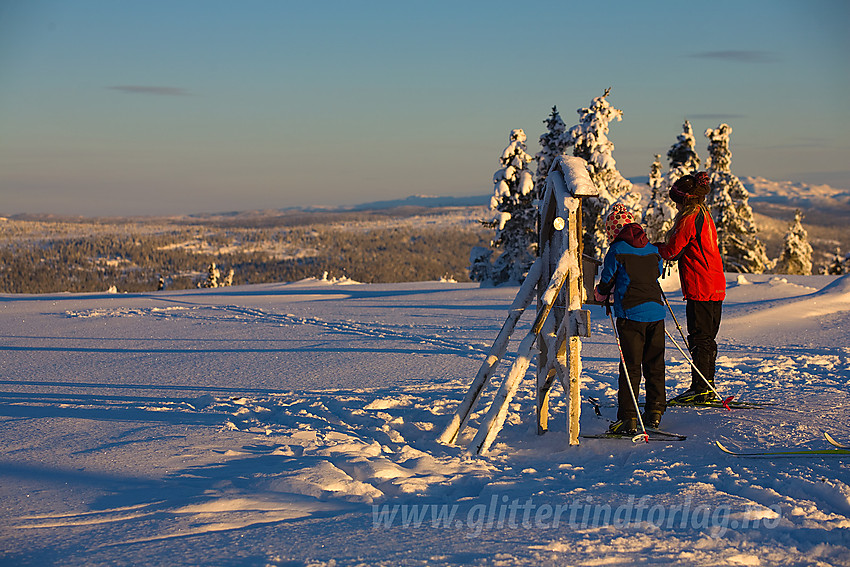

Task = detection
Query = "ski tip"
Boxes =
[823,431,850,449]
[715,440,735,454]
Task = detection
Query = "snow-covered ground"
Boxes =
[0,272,848,566]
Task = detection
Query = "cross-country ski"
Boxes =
[824,432,850,449]
[666,398,775,410]
[582,428,687,442]
[716,440,850,457]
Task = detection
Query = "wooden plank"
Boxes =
[469,328,538,455]
[437,256,543,446]
[471,259,573,455]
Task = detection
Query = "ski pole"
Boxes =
[606,301,649,443]
[660,289,689,348]
[660,290,734,410]
[664,328,733,410]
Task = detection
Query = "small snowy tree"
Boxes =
[643,122,700,243]
[649,153,664,191]
[561,88,640,259]
[471,129,537,285]
[534,106,569,200]
[665,120,701,185]
[774,210,813,275]
[704,123,769,273]
[642,154,677,242]
[203,262,221,288]
[825,248,850,275]
[468,246,494,283]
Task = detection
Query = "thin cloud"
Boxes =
[767,138,830,149]
[688,113,746,120]
[107,85,190,96]
[690,50,779,63]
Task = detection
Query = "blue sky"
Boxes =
[1,0,848,216]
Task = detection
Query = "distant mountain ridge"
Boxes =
[292,177,850,214]
[292,194,491,212]
[740,176,850,210]
[6,178,847,223]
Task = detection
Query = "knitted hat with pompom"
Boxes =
[605,203,635,242]
[670,171,711,204]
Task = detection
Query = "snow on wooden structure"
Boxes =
[437,156,599,454]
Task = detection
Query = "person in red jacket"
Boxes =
[656,172,726,404]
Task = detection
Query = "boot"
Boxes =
[642,411,662,429]
[608,418,639,435]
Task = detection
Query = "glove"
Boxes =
[593,286,609,303]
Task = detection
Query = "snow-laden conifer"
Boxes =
[649,153,664,191]
[704,123,769,273]
[468,246,494,284]
[825,248,850,275]
[534,106,568,200]
[470,129,537,285]
[774,210,813,275]
[204,262,221,288]
[561,88,640,259]
[642,154,677,242]
[643,121,700,242]
[666,120,701,184]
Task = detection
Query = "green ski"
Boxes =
[716,440,850,457]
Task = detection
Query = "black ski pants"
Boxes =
[616,318,666,420]
[686,299,723,392]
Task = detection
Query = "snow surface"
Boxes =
[0,273,848,566]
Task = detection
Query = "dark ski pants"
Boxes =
[686,299,723,392]
[616,318,666,420]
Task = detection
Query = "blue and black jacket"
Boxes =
[597,223,666,322]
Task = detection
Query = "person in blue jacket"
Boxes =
[594,203,667,433]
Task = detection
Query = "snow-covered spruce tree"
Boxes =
[561,88,640,259]
[468,246,494,283]
[666,120,701,185]
[203,262,220,288]
[534,106,569,200]
[642,154,677,242]
[643,121,700,242]
[471,128,537,286]
[704,123,769,273]
[649,153,664,191]
[774,210,813,275]
[825,248,850,275]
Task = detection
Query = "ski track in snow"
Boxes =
[64,303,487,358]
[1,275,849,566]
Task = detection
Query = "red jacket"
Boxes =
[657,206,726,301]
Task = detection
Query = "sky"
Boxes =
[1,0,848,217]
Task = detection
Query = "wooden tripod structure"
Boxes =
[437,156,599,455]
